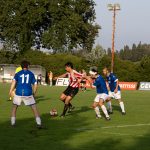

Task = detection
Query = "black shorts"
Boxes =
[63,86,79,97]
[80,80,86,84]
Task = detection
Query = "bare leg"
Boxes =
[11,104,18,126]
[106,98,113,113]
[92,102,101,118]
[99,99,110,119]
[60,93,73,109]
[31,104,41,125]
[60,93,67,102]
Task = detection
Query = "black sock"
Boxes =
[62,100,72,108]
[68,103,72,108]
[62,104,69,116]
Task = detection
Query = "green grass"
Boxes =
[0,83,150,150]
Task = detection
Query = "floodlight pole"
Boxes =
[108,4,120,73]
[111,7,116,73]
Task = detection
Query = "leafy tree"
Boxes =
[0,0,52,52]
[84,44,105,63]
[117,43,150,62]
[137,56,150,81]
[0,0,100,53]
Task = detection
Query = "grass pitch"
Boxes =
[0,83,150,150]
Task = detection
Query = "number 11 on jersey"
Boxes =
[20,74,29,84]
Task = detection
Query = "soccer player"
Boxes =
[9,66,22,101]
[88,67,112,120]
[15,66,22,74]
[54,62,84,117]
[103,67,126,115]
[9,61,42,128]
[80,69,87,92]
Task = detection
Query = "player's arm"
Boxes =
[32,83,38,96]
[114,79,119,93]
[53,73,68,80]
[84,76,94,88]
[31,74,38,96]
[106,81,110,91]
[9,80,16,96]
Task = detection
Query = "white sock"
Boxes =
[119,101,125,113]
[11,117,16,125]
[94,107,101,117]
[107,101,113,112]
[36,117,41,125]
[101,105,109,118]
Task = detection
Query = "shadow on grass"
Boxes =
[112,104,122,113]
[35,95,50,103]
[0,113,89,150]
[71,106,92,115]
[0,113,150,150]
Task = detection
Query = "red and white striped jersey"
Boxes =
[67,70,83,88]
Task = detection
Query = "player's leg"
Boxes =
[31,104,42,126]
[60,88,73,108]
[92,102,101,119]
[11,95,21,126]
[23,96,42,127]
[60,93,73,111]
[60,93,67,102]
[114,91,126,115]
[93,95,101,118]
[118,99,126,115]
[106,97,113,114]
[11,104,18,126]
[68,87,79,112]
[99,95,110,120]
[61,96,72,117]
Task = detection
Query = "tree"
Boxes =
[84,44,105,63]
[138,56,150,81]
[0,0,100,53]
[42,0,100,52]
[0,0,52,52]
[107,48,111,57]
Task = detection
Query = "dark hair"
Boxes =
[91,68,98,73]
[90,66,98,72]
[65,62,73,69]
[21,60,30,69]
[103,67,111,72]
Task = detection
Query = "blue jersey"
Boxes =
[93,75,108,94]
[14,70,37,96]
[106,73,121,92]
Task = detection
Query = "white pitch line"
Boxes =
[75,123,150,131]
[102,131,144,137]
[103,132,145,137]
[101,123,150,129]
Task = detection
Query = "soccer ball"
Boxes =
[50,109,58,117]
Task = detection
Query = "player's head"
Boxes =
[103,67,110,76]
[21,60,30,69]
[89,66,98,78]
[65,62,73,72]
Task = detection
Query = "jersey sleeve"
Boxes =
[111,74,118,82]
[93,78,100,86]
[13,73,18,82]
[73,71,83,79]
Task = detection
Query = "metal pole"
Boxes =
[111,7,116,73]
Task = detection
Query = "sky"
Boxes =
[94,0,150,50]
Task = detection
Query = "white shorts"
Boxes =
[13,95,36,106]
[94,93,110,102]
[109,91,121,100]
